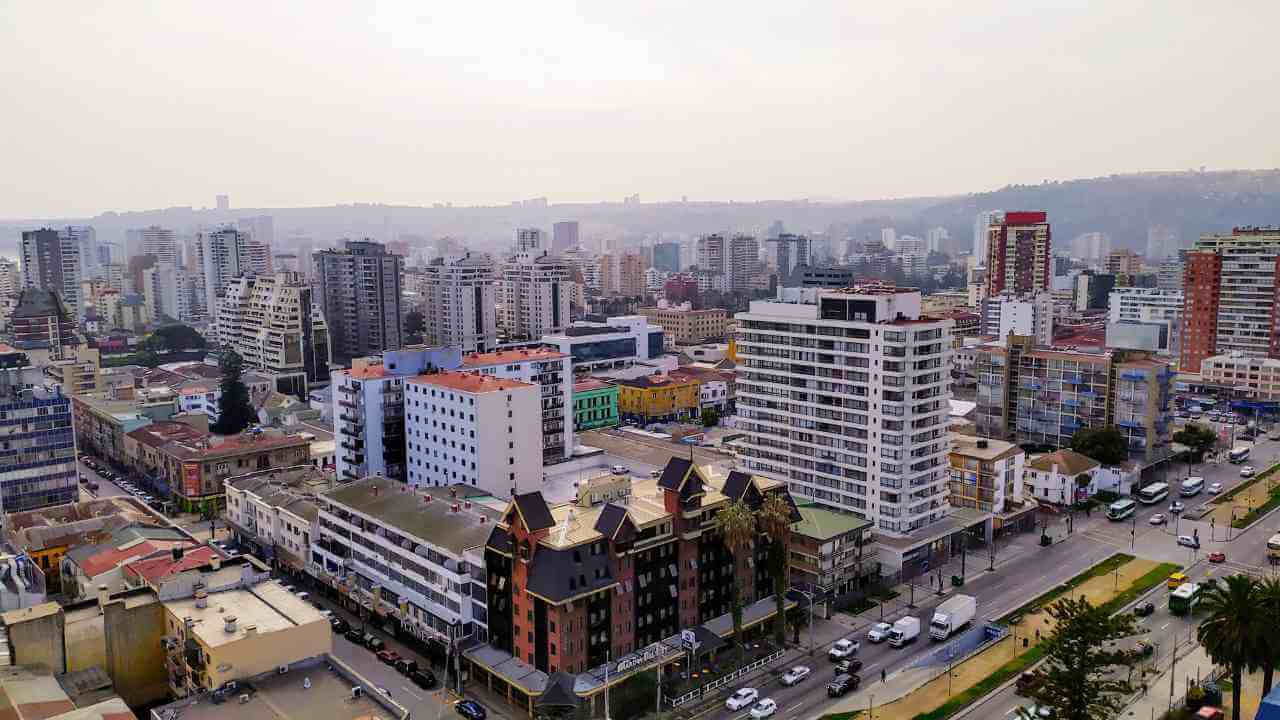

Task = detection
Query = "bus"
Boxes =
[1169,582,1202,616]
[1268,533,1280,564]
[1107,499,1137,521]
[1137,482,1170,505]
[1229,446,1251,464]
[1181,476,1205,497]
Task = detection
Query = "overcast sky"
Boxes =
[3,1,1278,218]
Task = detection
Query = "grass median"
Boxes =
[1231,488,1280,528]
[1214,461,1280,505]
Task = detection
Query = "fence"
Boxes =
[665,649,785,708]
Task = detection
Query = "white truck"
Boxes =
[887,616,921,648]
[929,594,977,641]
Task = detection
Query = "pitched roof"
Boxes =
[792,505,872,541]
[592,503,636,542]
[124,546,222,584]
[657,457,693,491]
[512,492,556,532]
[485,525,513,556]
[721,470,758,505]
[1027,449,1101,475]
[525,545,616,603]
[537,671,579,707]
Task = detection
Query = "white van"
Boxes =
[1181,476,1204,497]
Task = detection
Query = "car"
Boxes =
[828,638,859,660]
[295,591,310,601]
[86,482,99,492]
[1208,551,1226,563]
[281,585,296,593]
[827,673,860,698]
[1176,535,1200,549]
[344,627,364,644]
[394,658,419,675]
[748,699,777,719]
[611,465,629,475]
[1169,501,1185,515]
[725,688,759,711]
[1241,466,1256,478]
[1014,671,1044,695]
[1134,639,1155,657]
[1149,513,1167,526]
[409,669,436,689]
[780,666,810,686]
[1133,602,1156,617]
[1167,572,1189,589]
[833,659,863,675]
[455,700,487,720]
[365,635,385,652]
[867,622,893,643]
[1208,482,1224,494]
[329,617,350,634]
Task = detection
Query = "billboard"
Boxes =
[183,463,201,497]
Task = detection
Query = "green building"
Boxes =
[574,378,619,431]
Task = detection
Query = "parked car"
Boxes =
[455,700,487,720]
[833,659,863,675]
[409,669,436,689]
[1208,551,1226,563]
[725,688,759,711]
[1176,535,1200,549]
[780,666,811,686]
[364,634,385,652]
[329,617,350,634]
[394,658,419,675]
[867,622,893,643]
[1169,501,1185,515]
[1241,466,1256,478]
[1134,640,1155,657]
[827,673,860,698]
[1149,513,1167,526]
[376,649,401,666]
[1208,482,1223,494]
[344,627,364,644]
[1133,602,1156,617]
[748,699,777,719]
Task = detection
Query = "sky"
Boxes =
[3,1,1279,218]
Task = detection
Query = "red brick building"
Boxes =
[985,211,1051,295]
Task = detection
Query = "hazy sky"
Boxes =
[3,1,1278,218]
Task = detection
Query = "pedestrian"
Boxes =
[881,668,886,684]
[1035,628,1040,641]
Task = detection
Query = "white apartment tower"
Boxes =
[138,225,179,264]
[419,253,498,353]
[735,286,954,536]
[514,228,543,255]
[197,225,266,317]
[770,234,812,284]
[333,362,407,483]
[498,252,571,342]
[214,271,331,398]
[142,263,193,323]
[461,347,573,464]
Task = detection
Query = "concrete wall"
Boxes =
[204,617,331,688]
[63,609,107,673]
[3,603,65,672]
[103,594,168,707]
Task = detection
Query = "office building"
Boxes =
[573,378,618,431]
[769,234,811,284]
[404,371,541,495]
[985,211,1051,295]
[196,225,267,316]
[313,239,404,360]
[419,252,498,353]
[947,436,1024,514]
[462,347,573,464]
[637,303,728,345]
[498,252,572,342]
[20,228,84,319]
[653,242,681,273]
[978,292,1054,345]
[514,227,543,255]
[1157,257,1184,291]
[735,286,953,537]
[1180,226,1280,373]
[797,266,856,288]
[1108,287,1182,327]
[552,221,580,253]
[0,362,76,512]
[542,315,664,372]
[215,271,331,398]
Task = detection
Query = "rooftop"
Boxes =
[322,478,501,555]
[127,421,209,448]
[950,435,1022,462]
[406,370,531,394]
[462,347,567,366]
[0,665,136,720]
[339,364,394,380]
[124,546,223,585]
[1027,449,1102,475]
[164,581,326,649]
[792,504,872,541]
[573,378,616,393]
[614,373,699,389]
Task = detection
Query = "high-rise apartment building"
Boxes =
[419,253,498,353]
[1180,226,1280,373]
[735,286,953,537]
[652,242,681,273]
[313,239,404,360]
[978,292,1054,346]
[552,221,579,253]
[197,225,265,316]
[770,234,811,285]
[881,227,897,250]
[926,227,949,254]
[0,257,22,296]
[215,271,331,398]
[138,225,179,264]
[20,228,84,319]
[618,253,645,296]
[142,263,193,323]
[985,211,1051,295]
[498,252,571,342]
[974,212,997,261]
[236,215,275,256]
[1157,256,1185,291]
[462,347,573,464]
[514,228,543,255]
[1105,249,1142,275]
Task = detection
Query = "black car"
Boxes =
[344,627,364,644]
[827,674,860,698]
[330,617,350,634]
[833,659,863,675]
[1133,602,1156,617]
[455,700,486,720]
[394,658,419,676]
[409,669,437,689]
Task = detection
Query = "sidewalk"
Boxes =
[1124,644,1219,720]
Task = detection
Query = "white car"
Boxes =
[749,699,778,719]
[725,688,758,711]
[1177,534,1201,549]
[1007,706,1052,719]
[1208,482,1224,494]
[1169,501,1185,515]
[780,666,811,686]
[1149,513,1167,526]
[867,622,893,643]
[828,638,859,659]
[1241,466,1256,478]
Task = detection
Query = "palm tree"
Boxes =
[1256,576,1280,696]
[758,492,794,648]
[1197,574,1261,720]
[716,500,755,658]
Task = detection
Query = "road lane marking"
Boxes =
[787,703,802,712]
[1160,623,1170,630]
[400,686,423,701]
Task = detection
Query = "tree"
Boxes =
[1174,423,1218,462]
[405,309,425,335]
[1020,596,1138,720]
[715,500,755,659]
[1256,576,1280,696]
[700,407,720,428]
[758,492,794,648]
[149,323,207,352]
[1198,574,1262,720]
[211,350,258,435]
[135,348,161,368]
[1069,427,1128,466]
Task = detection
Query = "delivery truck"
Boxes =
[887,616,921,648]
[929,594,977,641]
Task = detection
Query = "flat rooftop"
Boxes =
[164,582,326,649]
[322,478,501,554]
[406,370,531,394]
[462,347,567,366]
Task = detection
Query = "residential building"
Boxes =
[1180,226,1280,373]
[552,221,580,254]
[1105,249,1142,275]
[695,233,757,292]
[798,266,856,288]
[310,478,499,652]
[0,257,21,297]
[418,252,498,353]
[618,253,645,296]
[789,504,875,600]
[59,523,196,600]
[196,226,266,317]
[1200,352,1280,400]
[461,347,573,464]
[137,225,178,264]
[71,394,154,464]
[615,372,700,423]
[652,242,681,273]
[735,286,953,538]
[10,289,78,359]
[3,497,153,594]
[573,378,619,431]
[662,274,699,305]
[514,227,543,255]
[1023,449,1101,505]
[985,211,1051,295]
[20,228,83,320]
[770,234,811,284]
[978,292,1054,345]
[1111,358,1175,457]
[141,262,193,322]
[51,345,101,395]
[333,362,407,483]
[498,252,572,342]
[947,436,1025,514]
[404,371,541,495]
[224,471,319,576]
[973,211,997,261]
[1157,257,1184,291]
[214,271,331,398]
[637,303,728,345]
[1108,287,1183,326]
[542,315,664,372]
[313,239,404,360]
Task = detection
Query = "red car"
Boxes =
[376,649,402,665]
[1208,551,1226,563]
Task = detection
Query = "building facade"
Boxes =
[542,315,665,372]
[789,504,875,600]
[461,347,573,465]
[978,292,1054,345]
[197,226,264,317]
[1180,227,1280,373]
[573,379,619,431]
[499,253,572,342]
[214,271,331,398]
[1200,353,1280,400]
[947,436,1025,514]
[418,253,498,353]
[637,304,728,345]
[615,373,700,424]
[20,228,84,320]
[985,211,1051,296]
[333,363,407,483]
[313,239,405,360]
[0,368,76,513]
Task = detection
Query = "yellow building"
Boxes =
[163,581,331,696]
[52,345,101,395]
[616,372,700,423]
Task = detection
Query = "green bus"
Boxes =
[1169,582,1202,615]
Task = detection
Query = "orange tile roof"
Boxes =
[125,546,221,584]
[408,370,532,393]
[574,378,616,393]
[462,347,568,366]
[179,386,211,396]
[343,364,392,380]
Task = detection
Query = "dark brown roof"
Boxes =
[525,545,616,603]
[657,457,693,491]
[513,492,555,532]
[593,503,637,543]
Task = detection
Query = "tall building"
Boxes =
[313,239,404,360]
[137,225,178,264]
[736,286,953,538]
[770,233,811,285]
[1146,224,1178,260]
[1157,256,1185,291]
[978,292,1054,346]
[726,234,759,292]
[20,228,83,319]
[10,289,78,358]
[63,225,97,281]
[652,242,681,273]
[695,234,725,275]
[985,211,1051,295]
[142,263,193,322]
[0,353,76,512]
[1070,232,1110,261]
[498,252,571,342]
[552,221,579,253]
[0,257,21,296]
[881,227,897,250]
[462,347,573,464]
[196,225,263,316]
[926,227,949,254]
[215,271,331,398]
[1180,226,1280,373]
[618,253,645,296]
[973,211,997,261]
[1105,249,1142,275]
[236,215,275,254]
[215,194,230,211]
[419,252,498,353]
[514,228,543,255]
